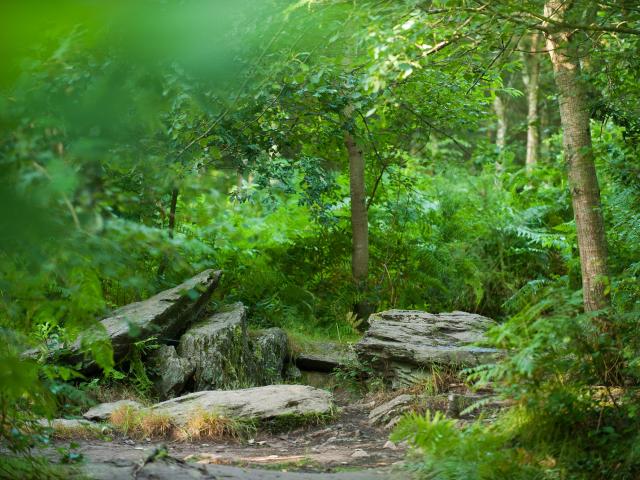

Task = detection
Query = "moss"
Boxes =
[257,456,322,471]
[48,422,109,441]
[259,407,337,433]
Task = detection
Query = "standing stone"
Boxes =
[177,302,251,391]
[251,328,288,384]
[148,345,195,400]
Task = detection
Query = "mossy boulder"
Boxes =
[177,302,253,391]
[250,327,288,384]
[147,302,293,398]
[148,345,194,399]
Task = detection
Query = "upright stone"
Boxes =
[177,302,251,391]
[251,328,288,384]
[148,345,195,399]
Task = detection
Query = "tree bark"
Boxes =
[544,0,610,311]
[493,95,507,150]
[344,130,369,290]
[157,187,179,278]
[521,32,541,171]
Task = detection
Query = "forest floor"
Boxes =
[46,386,409,479]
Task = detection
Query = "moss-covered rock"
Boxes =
[148,345,194,399]
[147,303,293,398]
[177,302,253,391]
[250,327,288,384]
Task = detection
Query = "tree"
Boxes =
[493,95,508,151]
[342,107,369,309]
[543,0,610,311]
[521,32,541,171]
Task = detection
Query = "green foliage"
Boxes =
[393,122,640,479]
[392,411,539,480]
[0,455,73,480]
[0,0,638,477]
[116,337,161,398]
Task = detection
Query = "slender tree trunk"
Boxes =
[493,95,507,150]
[344,130,369,290]
[544,0,610,312]
[521,32,541,172]
[157,187,179,277]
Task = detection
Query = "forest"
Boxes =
[1,0,639,479]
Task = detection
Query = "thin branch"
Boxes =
[175,21,289,159]
[32,161,82,231]
[402,104,472,156]
[466,34,514,93]
[355,109,388,210]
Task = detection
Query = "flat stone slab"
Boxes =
[24,270,222,370]
[356,309,500,387]
[294,341,355,372]
[95,270,222,360]
[38,418,97,429]
[84,456,401,480]
[150,385,333,425]
[83,400,143,421]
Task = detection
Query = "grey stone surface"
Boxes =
[356,309,500,387]
[252,327,288,383]
[148,345,195,400]
[150,385,333,425]
[38,418,97,429]
[83,400,143,421]
[294,341,355,372]
[24,270,222,370]
[368,395,415,428]
[85,457,402,480]
[177,302,251,391]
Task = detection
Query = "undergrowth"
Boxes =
[109,405,256,441]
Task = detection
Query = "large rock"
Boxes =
[356,310,499,387]
[177,302,252,391]
[251,327,288,383]
[25,270,222,369]
[148,345,194,400]
[83,399,143,421]
[150,385,333,425]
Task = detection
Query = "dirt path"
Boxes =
[54,391,410,479]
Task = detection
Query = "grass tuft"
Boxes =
[109,405,174,440]
[176,409,255,441]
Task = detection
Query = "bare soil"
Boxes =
[49,388,409,479]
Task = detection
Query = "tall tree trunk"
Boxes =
[157,187,179,278]
[344,130,369,291]
[493,95,507,150]
[544,0,610,312]
[521,32,541,171]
